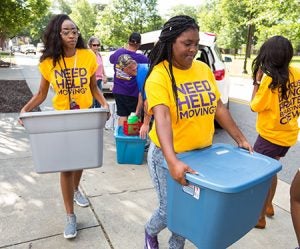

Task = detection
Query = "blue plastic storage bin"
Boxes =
[114,126,146,165]
[164,143,282,249]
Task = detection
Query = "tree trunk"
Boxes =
[243,24,254,74]
[0,35,6,51]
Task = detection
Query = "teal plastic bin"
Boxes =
[114,126,146,164]
[164,143,282,249]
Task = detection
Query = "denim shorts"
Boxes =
[253,135,290,159]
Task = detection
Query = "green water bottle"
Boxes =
[127,112,138,124]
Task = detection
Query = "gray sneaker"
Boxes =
[64,214,77,239]
[74,190,89,207]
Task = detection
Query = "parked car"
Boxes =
[101,53,114,94]
[11,45,20,53]
[140,30,230,108]
[36,43,45,53]
[20,44,36,55]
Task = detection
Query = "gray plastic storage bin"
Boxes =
[20,108,109,173]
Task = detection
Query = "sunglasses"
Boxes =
[92,44,100,47]
[60,29,80,37]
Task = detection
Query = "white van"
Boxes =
[36,43,45,53]
[140,30,230,107]
[101,52,114,94]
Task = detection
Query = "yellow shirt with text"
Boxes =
[145,60,220,153]
[39,49,97,110]
[250,66,300,146]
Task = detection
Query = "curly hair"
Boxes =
[146,15,199,120]
[252,35,294,100]
[40,14,86,67]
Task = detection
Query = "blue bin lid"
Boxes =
[164,143,282,193]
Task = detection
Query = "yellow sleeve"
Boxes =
[38,59,52,82]
[250,76,272,112]
[145,69,171,115]
[88,50,98,76]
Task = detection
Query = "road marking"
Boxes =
[229,97,250,106]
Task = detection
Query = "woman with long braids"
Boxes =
[19,14,109,239]
[250,36,300,230]
[144,15,253,249]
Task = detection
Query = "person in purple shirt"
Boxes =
[109,32,148,126]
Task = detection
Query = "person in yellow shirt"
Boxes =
[19,14,109,239]
[143,15,253,249]
[291,169,300,249]
[250,35,300,229]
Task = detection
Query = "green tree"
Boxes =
[0,0,50,49]
[70,0,97,42]
[197,0,222,34]
[198,0,249,53]
[56,0,72,14]
[168,4,199,21]
[23,12,54,45]
[95,0,163,47]
[198,0,300,73]
[249,0,300,51]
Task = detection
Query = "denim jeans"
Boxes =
[145,142,185,249]
[93,79,102,108]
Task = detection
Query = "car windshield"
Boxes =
[213,45,223,62]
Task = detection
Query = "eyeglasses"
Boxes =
[60,29,80,37]
[92,44,100,47]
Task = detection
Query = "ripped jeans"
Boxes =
[145,142,185,249]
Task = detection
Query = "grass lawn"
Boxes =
[291,56,300,67]
[224,54,300,77]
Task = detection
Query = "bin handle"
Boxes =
[185,171,199,183]
[237,146,251,154]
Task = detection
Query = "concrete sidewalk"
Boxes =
[0,65,298,248]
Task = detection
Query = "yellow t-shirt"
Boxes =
[250,66,300,146]
[39,49,97,110]
[145,60,220,153]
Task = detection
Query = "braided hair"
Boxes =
[252,36,293,100]
[40,14,86,67]
[147,15,199,120]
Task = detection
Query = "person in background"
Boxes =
[114,59,152,139]
[136,63,152,140]
[144,15,253,249]
[291,169,300,249]
[19,14,110,239]
[117,54,138,77]
[116,54,151,140]
[88,36,107,108]
[250,35,300,229]
[109,32,148,126]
